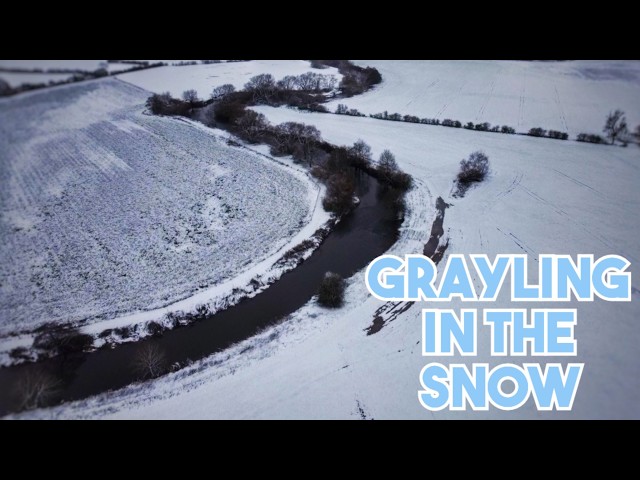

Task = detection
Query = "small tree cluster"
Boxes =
[210,83,235,100]
[322,173,356,214]
[211,90,253,124]
[270,122,322,163]
[321,147,350,175]
[312,60,382,96]
[376,149,411,189]
[548,130,569,140]
[528,127,568,140]
[33,324,93,358]
[317,272,346,308]
[348,139,372,169]
[294,72,337,92]
[458,151,490,185]
[339,66,382,96]
[244,73,276,102]
[236,110,269,143]
[528,127,547,137]
[576,133,605,144]
[146,92,191,116]
[243,72,337,103]
[335,104,365,116]
[442,119,463,128]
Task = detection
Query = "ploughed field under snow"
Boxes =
[326,60,640,137]
[0,79,313,338]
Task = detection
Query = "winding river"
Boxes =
[0,172,401,415]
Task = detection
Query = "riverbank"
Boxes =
[0,170,401,416]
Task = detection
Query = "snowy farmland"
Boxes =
[117,60,342,100]
[326,60,640,137]
[0,78,320,340]
[5,60,640,419]
[0,71,76,87]
[0,60,104,72]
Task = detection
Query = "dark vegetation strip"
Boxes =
[146,60,410,216]
[336,106,637,147]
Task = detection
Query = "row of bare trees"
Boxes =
[243,72,337,104]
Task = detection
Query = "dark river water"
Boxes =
[0,172,401,415]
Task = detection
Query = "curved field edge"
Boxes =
[20,101,640,419]
[0,79,330,365]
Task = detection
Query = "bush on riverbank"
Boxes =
[318,272,346,308]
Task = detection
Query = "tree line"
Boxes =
[146,68,410,217]
[342,106,638,147]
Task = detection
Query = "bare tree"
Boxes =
[182,89,199,104]
[132,343,167,379]
[322,76,338,91]
[378,149,399,175]
[603,109,628,145]
[635,125,640,146]
[295,72,319,91]
[210,84,235,100]
[244,74,276,102]
[348,139,372,168]
[272,122,321,163]
[295,72,335,92]
[277,75,298,91]
[15,367,61,410]
[236,110,269,143]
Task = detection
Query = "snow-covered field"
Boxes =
[0,79,324,348]
[117,60,342,100]
[8,61,640,419]
[0,60,104,72]
[325,60,640,137]
[26,104,639,419]
[0,71,75,87]
[106,62,138,74]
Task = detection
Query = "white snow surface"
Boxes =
[12,61,640,419]
[0,60,104,71]
[326,60,640,137]
[117,60,342,100]
[106,63,137,74]
[0,79,326,350]
[0,71,75,87]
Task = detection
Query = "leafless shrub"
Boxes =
[15,367,61,410]
[132,343,167,379]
